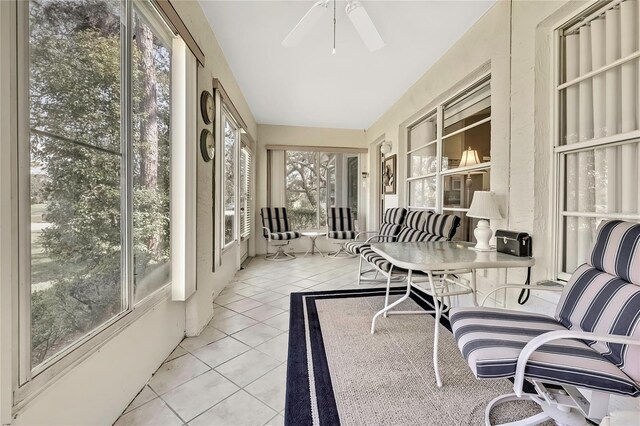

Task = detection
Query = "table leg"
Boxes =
[428,271,443,387]
[303,237,313,257]
[371,269,412,334]
[315,237,324,257]
[471,269,478,306]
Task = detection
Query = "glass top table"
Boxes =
[369,240,534,387]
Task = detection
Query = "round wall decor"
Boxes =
[200,91,214,125]
[200,129,214,162]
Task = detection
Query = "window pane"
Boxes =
[409,143,437,177]
[444,83,490,135]
[132,8,171,302]
[286,151,318,229]
[443,210,481,243]
[560,61,640,146]
[347,156,359,217]
[223,117,237,245]
[29,0,123,367]
[443,171,490,209]
[408,177,436,208]
[409,114,437,150]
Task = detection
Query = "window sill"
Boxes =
[13,283,176,413]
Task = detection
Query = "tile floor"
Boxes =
[114,254,379,426]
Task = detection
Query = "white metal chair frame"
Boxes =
[326,227,359,259]
[477,284,640,426]
[355,233,406,284]
[262,226,296,262]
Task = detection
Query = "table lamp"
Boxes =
[467,191,502,251]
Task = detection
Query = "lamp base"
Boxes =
[469,246,496,252]
[472,219,493,251]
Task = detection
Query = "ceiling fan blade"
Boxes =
[282,0,330,47]
[345,0,384,52]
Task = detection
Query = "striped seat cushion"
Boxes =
[450,307,640,397]
[328,230,357,240]
[360,247,392,272]
[345,241,368,255]
[269,231,301,241]
[378,223,402,242]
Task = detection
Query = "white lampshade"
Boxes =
[459,147,480,167]
[467,191,502,219]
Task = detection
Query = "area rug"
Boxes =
[285,286,546,426]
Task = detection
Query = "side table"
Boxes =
[301,231,327,257]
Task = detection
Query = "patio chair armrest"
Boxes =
[364,234,398,243]
[480,285,564,307]
[513,330,640,397]
[355,231,379,240]
[261,226,272,242]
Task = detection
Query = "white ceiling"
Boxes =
[199,1,495,129]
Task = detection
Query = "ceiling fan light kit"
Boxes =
[282,0,384,53]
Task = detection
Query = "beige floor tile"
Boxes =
[254,334,288,362]
[148,353,210,395]
[192,336,251,368]
[262,312,290,331]
[211,305,237,320]
[189,390,276,426]
[249,291,284,303]
[215,349,281,387]
[162,370,239,422]
[214,292,245,306]
[272,284,305,295]
[225,298,264,313]
[264,414,285,426]
[165,346,188,363]
[242,304,285,322]
[244,364,287,412]
[180,327,226,352]
[210,314,258,334]
[231,323,282,347]
[267,296,291,311]
[233,285,268,297]
[123,385,157,414]
[115,398,182,426]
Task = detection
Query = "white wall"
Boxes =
[255,124,366,255]
[0,1,258,424]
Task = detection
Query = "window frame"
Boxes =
[221,105,240,251]
[14,0,182,407]
[551,0,640,281]
[405,74,492,238]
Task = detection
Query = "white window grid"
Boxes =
[552,0,640,281]
[405,75,492,224]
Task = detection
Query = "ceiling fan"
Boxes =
[282,0,385,53]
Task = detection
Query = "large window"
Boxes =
[554,0,639,279]
[407,77,491,242]
[285,151,359,229]
[222,111,239,247]
[26,0,175,374]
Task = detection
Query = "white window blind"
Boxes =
[555,0,640,277]
[240,146,252,238]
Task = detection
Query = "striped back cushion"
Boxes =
[424,213,461,240]
[328,207,354,232]
[588,220,640,286]
[555,222,640,383]
[261,207,291,237]
[378,223,402,242]
[382,208,407,225]
[396,210,432,242]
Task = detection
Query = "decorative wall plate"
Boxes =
[200,91,214,125]
[200,129,214,162]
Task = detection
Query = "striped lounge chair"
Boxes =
[260,207,301,261]
[344,207,407,257]
[357,210,461,284]
[326,207,358,258]
[449,220,640,426]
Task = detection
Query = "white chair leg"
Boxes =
[484,393,551,426]
[357,255,364,285]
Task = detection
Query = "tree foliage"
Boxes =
[29,0,170,365]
